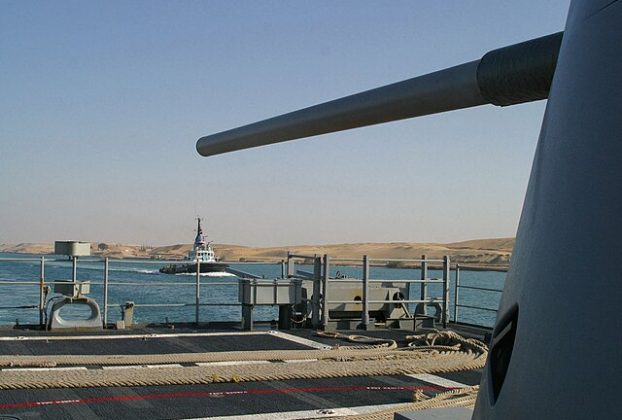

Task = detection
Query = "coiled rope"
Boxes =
[0,331,487,391]
[341,386,480,420]
[316,331,398,349]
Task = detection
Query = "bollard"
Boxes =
[121,301,135,327]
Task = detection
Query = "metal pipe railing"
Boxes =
[0,256,281,328]
[195,260,201,324]
[39,256,45,325]
[458,285,503,293]
[442,256,450,328]
[455,304,498,312]
[420,255,428,316]
[329,257,445,263]
[312,256,321,328]
[454,263,461,322]
[452,264,503,324]
[321,254,330,329]
[0,254,504,329]
[103,257,109,327]
[320,254,451,329]
[362,255,370,329]
[327,299,442,305]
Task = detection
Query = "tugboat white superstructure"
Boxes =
[159,218,229,274]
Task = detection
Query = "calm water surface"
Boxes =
[0,253,505,328]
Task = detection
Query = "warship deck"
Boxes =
[0,324,485,420]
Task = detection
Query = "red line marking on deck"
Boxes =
[0,385,451,410]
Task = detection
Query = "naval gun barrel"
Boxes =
[197,32,562,157]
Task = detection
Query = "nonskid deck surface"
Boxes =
[0,328,482,419]
[0,375,478,420]
[0,330,315,356]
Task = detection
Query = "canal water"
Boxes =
[0,253,504,328]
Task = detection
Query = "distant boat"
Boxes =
[159,218,229,274]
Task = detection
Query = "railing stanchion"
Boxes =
[362,255,370,329]
[103,257,109,328]
[287,252,295,277]
[39,256,45,327]
[312,256,321,328]
[321,254,330,329]
[442,255,450,328]
[454,263,460,323]
[195,259,201,325]
[72,256,77,284]
[281,260,286,279]
[420,254,428,316]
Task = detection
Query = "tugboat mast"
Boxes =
[194,218,206,249]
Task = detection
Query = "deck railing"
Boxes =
[452,263,504,326]
[0,255,505,329]
[313,255,452,329]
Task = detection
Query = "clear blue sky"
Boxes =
[1,1,570,247]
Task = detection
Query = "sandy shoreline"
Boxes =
[0,238,512,272]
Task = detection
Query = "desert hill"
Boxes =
[0,238,514,268]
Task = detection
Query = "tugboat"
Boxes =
[159,218,229,274]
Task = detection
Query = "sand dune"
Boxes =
[0,238,514,268]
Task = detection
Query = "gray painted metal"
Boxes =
[72,256,77,283]
[195,260,200,324]
[453,264,460,322]
[321,254,330,328]
[103,257,109,327]
[362,255,370,328]
[312,256,322,327]
[39,256,45,326]
[54,241,91,257]
[196,34,561,157]
[189,2,622,416]
[473,1,622,418]
[197,60,483,156]
[48,296,102,330]
[477,32,562,106]
[419,255,428,316]
[442,256,450,328]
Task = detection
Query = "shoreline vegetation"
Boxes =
[0,238,512,272]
